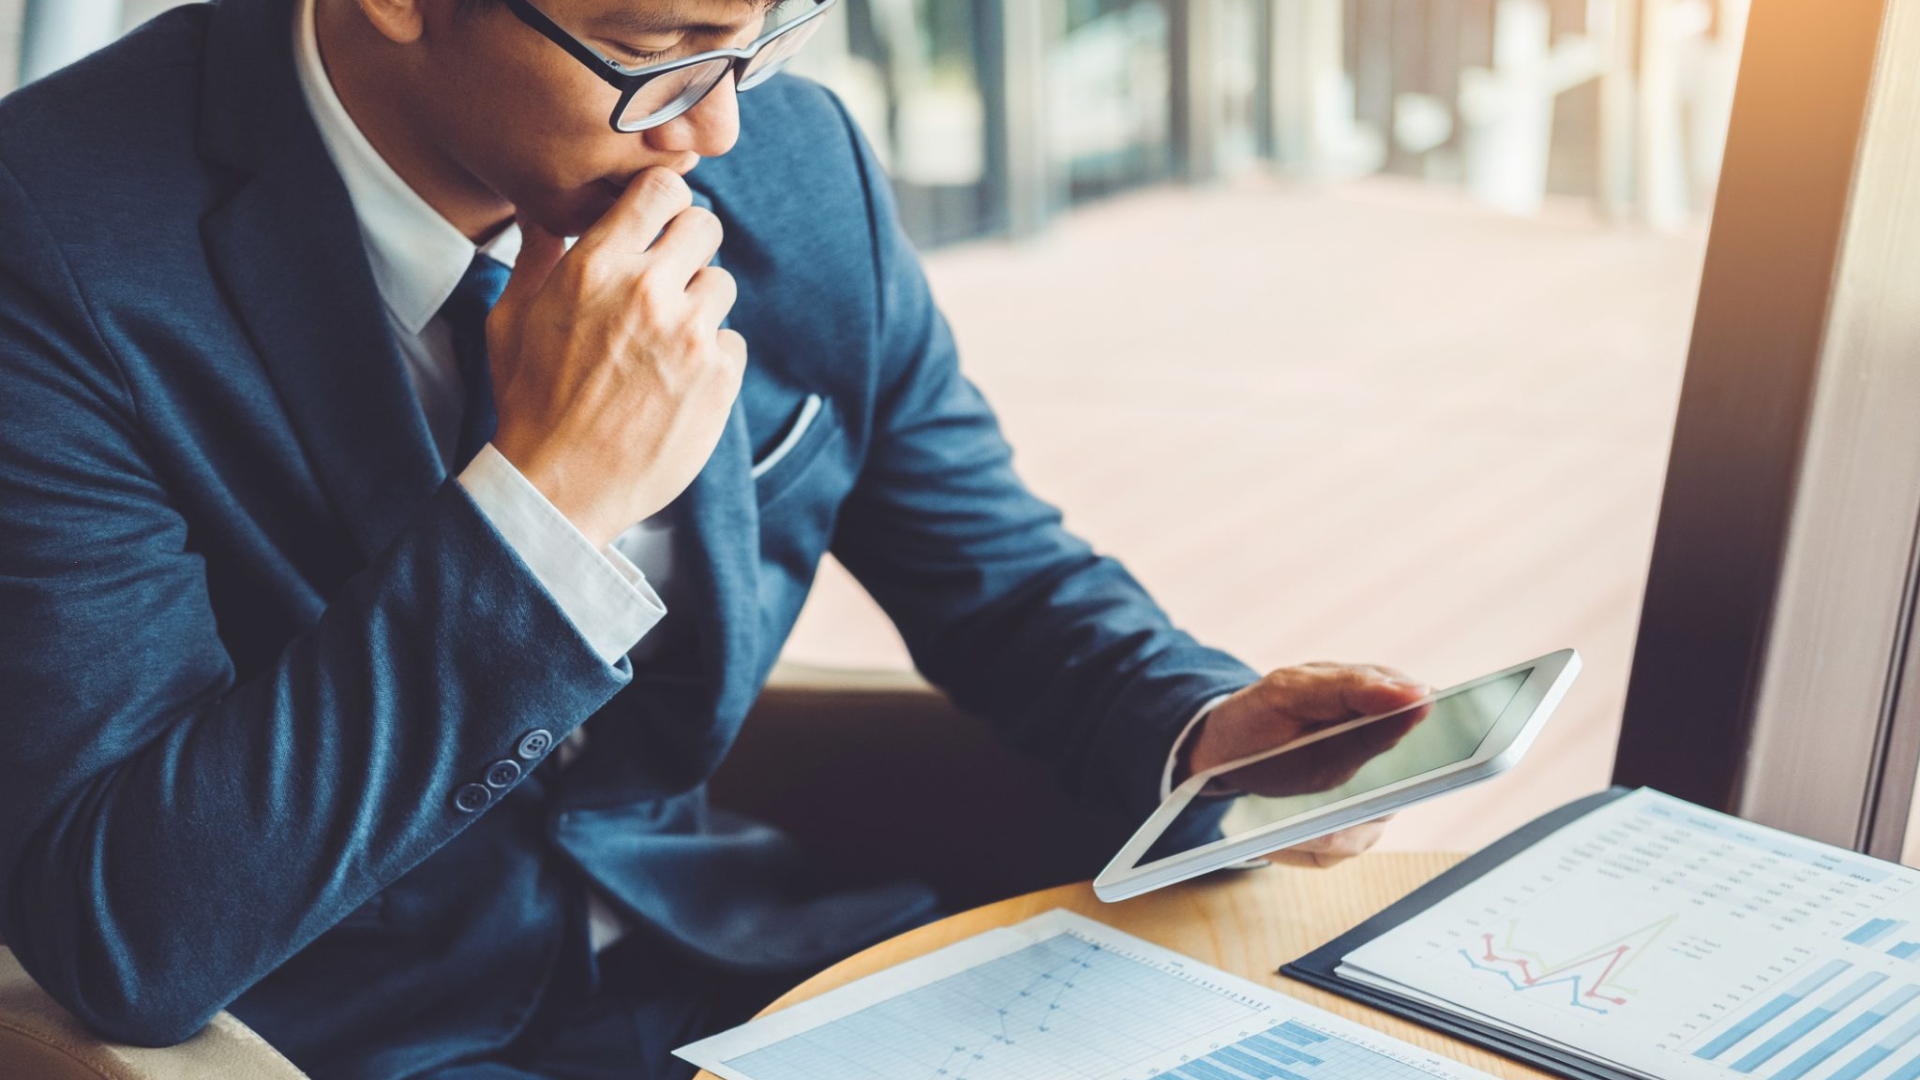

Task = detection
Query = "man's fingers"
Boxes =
[1341,666,1431,717]
[711,328,750,389]
[1340,708,1424,762]
[647,207,727,292]
[580,167,695,260]
[685,266,738,328]
[1265,665,1427,723]
[497,212,567,319]
[1343,683,1431,722]
[1261,668,1363,723]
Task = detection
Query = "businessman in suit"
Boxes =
[0,0,1431,1076]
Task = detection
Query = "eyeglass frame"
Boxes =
[499,0,840,133]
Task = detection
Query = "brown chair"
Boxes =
[0,663,1137,1078]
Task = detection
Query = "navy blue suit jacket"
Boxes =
[0,0,1258,1073]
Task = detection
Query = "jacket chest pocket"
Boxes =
[751,394,843,507]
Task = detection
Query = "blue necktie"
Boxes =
[441,253,514,472]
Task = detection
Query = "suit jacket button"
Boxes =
[453,783,492,814]
[484,759,523,790]
[515,729,554,760]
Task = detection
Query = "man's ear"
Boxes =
[349,0,427,45]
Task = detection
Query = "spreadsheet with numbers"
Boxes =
[676,909,1499,1080]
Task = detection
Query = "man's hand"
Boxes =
[487,167,747,549]
[1183,662,1432,868]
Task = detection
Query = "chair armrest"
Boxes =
[708,662,1142,908]
[0,946,308,1080]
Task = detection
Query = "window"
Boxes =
[788,0,1753,854]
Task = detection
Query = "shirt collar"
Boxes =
[292,0,521,337]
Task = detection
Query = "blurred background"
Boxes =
[1,0,1751,852]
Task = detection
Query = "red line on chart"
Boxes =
[1479,934,1632,1006]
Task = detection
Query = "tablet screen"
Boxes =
[1140,670,1532,867]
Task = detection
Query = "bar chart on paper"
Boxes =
[676,910,1502,1080]
[1334,789,1920,1080]
[1690,962,1920,1080]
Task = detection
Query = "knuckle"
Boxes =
[672,323,708,355]
[633,264,679,305]
[572,254,624,298]
[679,205,722,236]
[638,166,691,207]
[714,340,748,380]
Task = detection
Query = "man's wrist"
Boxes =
[1161,692,1240,800]
[491,437,617,550]
[1174,726,1203,788]
[456,444,665,665]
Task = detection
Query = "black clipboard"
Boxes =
[1280,786,1641,1080]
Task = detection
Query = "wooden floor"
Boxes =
[779,174,1708,853]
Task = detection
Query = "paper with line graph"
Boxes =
[1339,787,1920,1080]
[676,909,1499,1080]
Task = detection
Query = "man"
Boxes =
[0,0,1428,1076]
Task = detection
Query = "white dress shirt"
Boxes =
[293,0,1233,950]
[292,0,669,671]
[294,0,664,949]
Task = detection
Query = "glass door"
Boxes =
[1052,0,1175,202]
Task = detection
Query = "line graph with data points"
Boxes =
[1459,914,1677,1013]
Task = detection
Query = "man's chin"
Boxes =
[579,180,626,231]
[528,186,619,240]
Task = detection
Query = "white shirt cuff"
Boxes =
[1166,693,1271,873]
[458,444,666,666]
[1161,693,1237,800]
[586,891,632,953]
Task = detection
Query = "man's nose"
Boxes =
[643,71,741,159]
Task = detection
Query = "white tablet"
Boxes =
[1093,648,1582,902]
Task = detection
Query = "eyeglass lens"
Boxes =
[739,14,825,90]
[614,3,829,131]
[616,57,735,132]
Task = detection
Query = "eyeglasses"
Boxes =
[502,0,840,133]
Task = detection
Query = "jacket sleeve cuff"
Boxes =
[1160,692,1237,800]
[456,444,665,666]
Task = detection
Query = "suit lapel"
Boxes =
[200,0,444,566]
[674,185,761,726]
[202,130,445,566]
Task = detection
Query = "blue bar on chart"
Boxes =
[1696,960,1853,1061]
[1172,1021,1445,1080]
[1772,983,1920,1080]
[1827,1006,1920,1080]
[1849,919,1909,947]
[1731,971,1888,1073]
[1894,943,1920,961]
[1265,1023,1327,1048]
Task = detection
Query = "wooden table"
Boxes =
[694,852,1557,1080]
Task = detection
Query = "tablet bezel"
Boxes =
[1093,648,1582,902]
